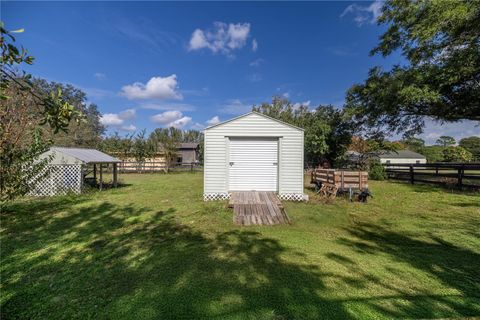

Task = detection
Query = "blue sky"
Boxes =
[3,1,478,143]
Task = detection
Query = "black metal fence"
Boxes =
[384,163,480,189]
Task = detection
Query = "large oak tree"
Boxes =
[346,0,480,137]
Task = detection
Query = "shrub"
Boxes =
[369,160,387,181]
[443,146,473,162]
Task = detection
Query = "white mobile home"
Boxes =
[203,112,306,201]
[377,150,427,165]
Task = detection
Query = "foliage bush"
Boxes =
[421,146,445,163]
[368,160,387,181]
[442,146,473,162]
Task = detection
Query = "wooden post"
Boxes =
[93,164,97,180]
[458,165,463,189]
[113,163,118,187]
[99,163,103,190]
[410,165,414,184]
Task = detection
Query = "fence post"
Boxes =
[458,165,463,189]
[410,165,414,184]
[99,164,103,190]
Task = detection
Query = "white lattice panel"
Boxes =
[279,193,307,201]
[203,193,231,201]
[29,164,82,197]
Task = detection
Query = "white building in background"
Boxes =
[376,150,427,165]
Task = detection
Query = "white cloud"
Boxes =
[100,109,137,132]
[100,113,124,126]
[282,92,290,98]
[387,119,479,144]
[418,119,480,145]
[150,110,192,128]
[292,100,311,109]
[206,116,221,126]
[191,122,205,130]
[189,29,209,51]
[121,75,182,100]
[119,124,137,132]
[151,110,183,124]
[118,108,136,120]
[140,102,195,112]
[169,116,192,128]
[252,38,258,52]
[188,22,252,56]
[340,0,383,26]
[219,99,252,115]
[249,58,264,67]
[94,72,106,80]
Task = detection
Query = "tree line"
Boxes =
[99,128,204,171]
[402,136,479,163]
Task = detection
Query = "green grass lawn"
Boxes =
[2,173,479,319]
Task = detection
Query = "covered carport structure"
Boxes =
[31,147,121,196]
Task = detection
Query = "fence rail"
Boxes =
[94,162,202,173]
[384,163,480,189]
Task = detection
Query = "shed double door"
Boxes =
[228,138,278,191]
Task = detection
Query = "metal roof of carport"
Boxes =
[51,147,121,164]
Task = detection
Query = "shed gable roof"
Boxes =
[51,147,121,163]
[378,150,426,159]
[205,112,304,132]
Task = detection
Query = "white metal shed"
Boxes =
[203,112,306,201]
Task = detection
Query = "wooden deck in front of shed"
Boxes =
[229,191,291,226]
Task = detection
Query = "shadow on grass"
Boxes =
[1,198,350,319]
[448,201,480,208]
[332,223,480,318]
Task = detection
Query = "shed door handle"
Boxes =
[229,162,234,166]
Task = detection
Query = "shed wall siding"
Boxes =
[204,113,304,196]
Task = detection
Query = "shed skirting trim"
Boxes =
[279,193,308,201]
[203,193,231,201]
[204,193,306,201]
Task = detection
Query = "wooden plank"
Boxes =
[231,191,290,226]
[264,206,274,225]
[251,212,257,225]
[274,205,285,224]
[266,199,280,224]
[244,212,251,226]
